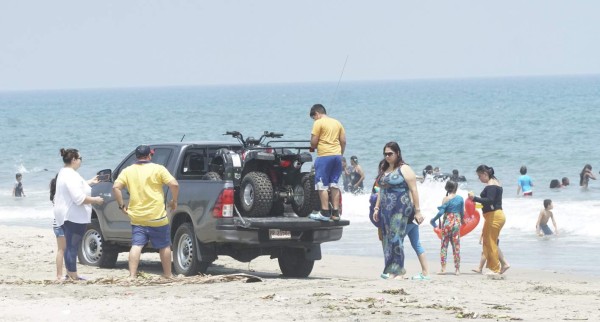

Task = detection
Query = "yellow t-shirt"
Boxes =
[115,163,175,227]
[311,117,345,156]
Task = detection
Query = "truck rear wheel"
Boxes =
[278,247,315,278]
[291,173,319,217]
[173,222,210,276]
[240,171,273,217]
[78,219,118,268]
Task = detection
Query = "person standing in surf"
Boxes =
[373,142,423,280]
[517,165,533,196]
[579,164,596,188]
[468,165,509,275]
[12,173,25,197]
[349,156,365,194]
[430,180,463,275]
[341,157,351,192]
[536,199,558,236]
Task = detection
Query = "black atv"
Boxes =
[206,131,320,218]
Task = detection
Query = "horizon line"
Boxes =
[1,72,599,94]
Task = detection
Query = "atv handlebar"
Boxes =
[224,131,285,147]
[263,131,284,138]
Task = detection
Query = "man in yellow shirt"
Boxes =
[309,104,346,221]
[113,145,179,279]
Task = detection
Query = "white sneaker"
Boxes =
[308,213,330,222]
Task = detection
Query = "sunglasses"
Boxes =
[78,157,83,161]
[383,152,394,157]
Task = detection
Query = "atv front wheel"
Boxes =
[240,171,273,217]
[204,171,222,181]
[291,173,319,217]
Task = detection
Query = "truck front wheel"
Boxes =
[240,171,273,217]
[173,223,210,276]
[278,247,315,278]
[78,219,118,268]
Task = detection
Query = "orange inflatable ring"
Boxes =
[433,198,481,239]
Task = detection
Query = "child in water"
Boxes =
[536,199,558,236]
[13,173,25,197]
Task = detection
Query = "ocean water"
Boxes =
[1,75,599,276]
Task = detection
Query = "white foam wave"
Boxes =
[339,182,600,238]
[0,206,53,223]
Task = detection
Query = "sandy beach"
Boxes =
[1,225,599,321]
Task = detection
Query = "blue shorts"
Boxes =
[314,155,342,190]
[53,225,65,238]
[540,224,553,235]
[131,224,171,249]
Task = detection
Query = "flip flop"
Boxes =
[380,273,390,280]
[411,273,430,281]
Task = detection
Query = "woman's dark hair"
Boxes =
[49,174,58,203]
[444,180,458,195]
[60,148,79,164]
[476,164,497,180]
[372,159,387,193]
[380,141,404,173]
[422,165,433,177]
[549,179,561,189]
[580,164,592,186]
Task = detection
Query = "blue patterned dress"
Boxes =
[378,167,415,276]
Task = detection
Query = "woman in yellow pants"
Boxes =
[468,165,509,275]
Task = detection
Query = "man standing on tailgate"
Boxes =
[308,104,346,222]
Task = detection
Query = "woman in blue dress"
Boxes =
[373,142,423,279]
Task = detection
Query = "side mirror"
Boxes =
[97,169,113,182]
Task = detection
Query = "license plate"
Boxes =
[269,229,291,240]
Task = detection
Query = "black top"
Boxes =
[473,185,503,213]
[14,182,23,197]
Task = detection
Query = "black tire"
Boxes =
[278,247,315,278]
[78,219,118,268]
[239,171,273,217]
[204,171,222,181]
[172,222,210,276]
[291,173,320,217]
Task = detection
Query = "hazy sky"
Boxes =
[1,1,600,91]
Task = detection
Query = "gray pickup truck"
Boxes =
[80,142,349,277]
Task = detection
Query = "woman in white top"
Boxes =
[53,148,103,280]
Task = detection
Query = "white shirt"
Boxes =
[53,167,92,225]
